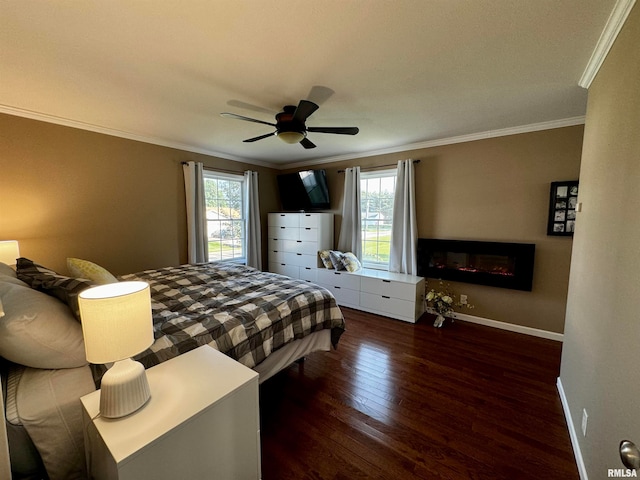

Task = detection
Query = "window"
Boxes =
[361,169,396,269]
[203,171,246,262]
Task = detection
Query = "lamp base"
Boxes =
[99,358,151,418]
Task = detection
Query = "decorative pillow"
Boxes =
[67,258,118,285]
[341,252,362,272]
[16,258,94,320]
[318,250,334,269]
[328,250,346,271]
[0,281,87,369]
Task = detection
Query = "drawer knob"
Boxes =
[382,295,390,299]
[382,279,391,283]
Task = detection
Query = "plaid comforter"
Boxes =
[119,263,345,369]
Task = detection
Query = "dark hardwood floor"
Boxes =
[259,308,578,480]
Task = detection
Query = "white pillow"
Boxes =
[0,280,88,369]
[67,257,118,285]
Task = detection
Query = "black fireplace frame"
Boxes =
[417,238,536,291]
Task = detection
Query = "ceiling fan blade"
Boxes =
[300,138,316,149]
[220,112,276,127]
[307,126,359,135]
[292,100,319,123]
[306,85,335,106]
[243,132,276,143]
[226,100,277,116]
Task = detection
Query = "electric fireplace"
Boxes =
[417,239,535,291]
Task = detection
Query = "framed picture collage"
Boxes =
[547,180,579,236]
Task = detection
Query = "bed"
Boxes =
[0,258,345,479]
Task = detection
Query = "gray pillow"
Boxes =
[16,258,94,320]
[0,280,87,369]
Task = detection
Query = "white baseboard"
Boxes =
[447,311,564,342]
[557,377,589,480]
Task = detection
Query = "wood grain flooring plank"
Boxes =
[260,308,578,479]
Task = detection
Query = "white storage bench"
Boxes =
[317,268,425,323]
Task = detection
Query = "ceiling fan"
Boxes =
[220,99,359,149]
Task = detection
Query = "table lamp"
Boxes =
[79,281,154,419]
[0,241,20,266]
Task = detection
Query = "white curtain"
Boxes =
[244,170,262,270]
[182,161,208,264]
[390,160,418,274]
[337,166,362,259]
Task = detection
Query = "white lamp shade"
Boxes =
[79,281,154,364]
[0,241,20,265]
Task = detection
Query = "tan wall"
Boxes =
[560,3,640,476]
[0,113,279,275]
[1,113,582,334]
[291,125,583,333]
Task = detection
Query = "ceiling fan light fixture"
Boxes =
[277,131,305,144]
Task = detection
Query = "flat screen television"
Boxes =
[277,169,330,211]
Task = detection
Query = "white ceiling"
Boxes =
[0,0,618,168]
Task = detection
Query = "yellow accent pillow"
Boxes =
[67,258,118,285]
[318,250,334,269]
[341,252,362,272]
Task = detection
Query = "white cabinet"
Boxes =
[317,268,426,323]
[81,346,260,480]
[268,212,333,283]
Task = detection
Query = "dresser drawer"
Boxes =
[299,227,319,241]
[268,213,300,228]
[360,276,416,302]
[268,226,299,241]
[300,214,319,228]
[322,284,360,308]
[283,252,317,268]
[269,262,299,279]
[360,292,416,320]
[269,249,286,263]
[298,266,317,283]
[282,239,319,255]
[317,269,361,290]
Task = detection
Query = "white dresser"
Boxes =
[268,212,333,283]
[317,268,426,323]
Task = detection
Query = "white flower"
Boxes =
[426,291,435,301]
[442,295,453,304]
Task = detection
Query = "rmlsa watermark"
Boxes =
[608,469,638,478]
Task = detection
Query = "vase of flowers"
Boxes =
[426,281,474,328]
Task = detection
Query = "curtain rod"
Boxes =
[181,162,246,176]
[337,159,420,173]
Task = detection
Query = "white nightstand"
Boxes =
[81,346,261,480]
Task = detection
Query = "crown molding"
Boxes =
[0,104,275,169]
[579,0,637,89]
[1,104,585,172]
[283,116,586,170]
